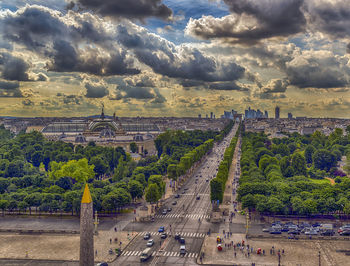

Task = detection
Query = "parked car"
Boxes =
[158,226,165,232]
[143,232,151,240]
[161,233,167,239]
[281,225,290,232]
[262,228,270,232]
[146,239,154,247]
[340,230,350,236]
[305,230,318,235]
[270,230,282,234]
[321,230,335,236]
[288,230,300,235]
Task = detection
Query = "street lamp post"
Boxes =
[319,251,321,266]
[278,252,281,266]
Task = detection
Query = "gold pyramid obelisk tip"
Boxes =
[81,183,92,204]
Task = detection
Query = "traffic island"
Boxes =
[198,233,350,265]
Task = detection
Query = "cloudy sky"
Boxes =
[0,0,350,118]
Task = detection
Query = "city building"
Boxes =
[275,106,280,119]
[244,107,268,119]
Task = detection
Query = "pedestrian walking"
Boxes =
[263,250,265,256]
[251,247,253,253]
[95,250,98,256]
[270,249,272,255]
[234,252,237,258]
[282,249,285,255]
[110,238,112,244]
[114,227,117,232]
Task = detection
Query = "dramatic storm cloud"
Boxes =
[186,0,306,44]
[70,0,173,21]
[84,82,109,98]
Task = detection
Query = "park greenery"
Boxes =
[238,127,350,216]
[0,121,233,216]
[210,124,240,203]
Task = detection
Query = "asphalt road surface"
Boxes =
[113,124,239,266]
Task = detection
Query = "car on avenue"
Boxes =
[175,233,181,240]
[175,194,180,198]
[161,233,167,239]
[172,201,177,205]
[162,209,167,215]
[158,226,165,232]
[146,239,154,247]
[143,232,151,240]
[96,263,108,266]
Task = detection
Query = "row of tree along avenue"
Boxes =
[210,124,240,203]
[238,127,350,217]
[0,121,233,216]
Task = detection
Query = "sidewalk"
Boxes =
[198,234,332,266]
[0,230,136,263]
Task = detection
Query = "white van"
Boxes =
[140,247,152,262]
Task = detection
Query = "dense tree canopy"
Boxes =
[238,129,350,216]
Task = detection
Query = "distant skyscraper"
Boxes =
[80,184,94,266]
[275,106,280,119]
[288,112,293,119]
[244,107,268,119]
[198,114,201,118]
[206,114,208,118]
[265,110,268,118]
[210,112,213,119]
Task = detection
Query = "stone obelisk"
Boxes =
[80,183,94,266]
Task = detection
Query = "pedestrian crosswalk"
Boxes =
[121,250,199,258]
[154,213,210,220]
[138,231,206,238]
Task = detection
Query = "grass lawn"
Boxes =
[309,178,332,185]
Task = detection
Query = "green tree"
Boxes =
[167,164,178,180]
[130,142,138,153]
[291,153,307,176]
[210,178,223,203]
[145,183,160,204]
[49,158,95,183]
[90,156,108,177]
[128,180,143,200]
[0,200,9,216]
[304,145,315,164]
[148,175,165,195]
[313,149,337,171]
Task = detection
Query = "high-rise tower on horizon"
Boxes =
[80,184,94,266]
[275,106,280,119]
